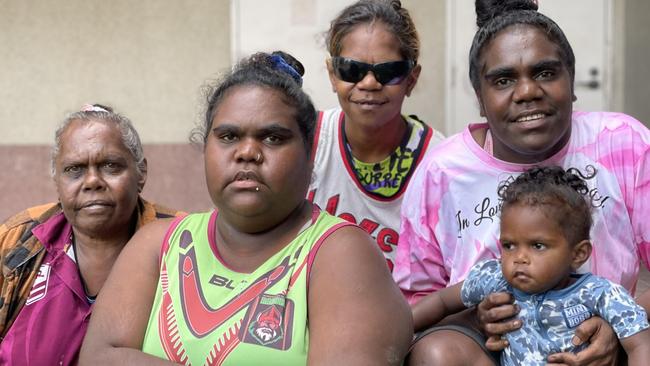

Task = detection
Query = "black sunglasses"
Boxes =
[331,57,415,86]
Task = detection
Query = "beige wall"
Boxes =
[0,0,230,219]
[624,0,650,126]
[0,0,231,145]
[402,0,446,132]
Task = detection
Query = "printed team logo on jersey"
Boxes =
[563,304,592,328]
[241,294,294,349]
[26,263,51,305]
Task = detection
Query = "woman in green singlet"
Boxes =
[79,51,412,365]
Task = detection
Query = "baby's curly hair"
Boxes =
[498,166,592,245]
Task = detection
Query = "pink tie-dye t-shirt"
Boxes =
[393,111,650,304]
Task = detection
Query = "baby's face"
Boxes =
[499,204,576,294]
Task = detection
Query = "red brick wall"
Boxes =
[0,144,212,221]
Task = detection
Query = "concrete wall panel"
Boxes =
[0,0,231,144]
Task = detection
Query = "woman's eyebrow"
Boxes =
[483,66,516,80]
[212,124,241,134]
[530,59,563,72]
[59,158,85,166]
[483,59,564,80]
[101,155,129,163]
[257,123,294,136]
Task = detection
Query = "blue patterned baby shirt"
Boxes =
[461,259,649,366]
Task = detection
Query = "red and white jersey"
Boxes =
[307,107,444,270]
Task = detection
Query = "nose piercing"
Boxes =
[256,153,262,163]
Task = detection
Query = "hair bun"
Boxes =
[475,0,538,27]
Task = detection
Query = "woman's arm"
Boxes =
[79,219,178,365]
[635,289,650,315]
[621,328,650,366]
[411,282,465,331]
[307,226,413,366]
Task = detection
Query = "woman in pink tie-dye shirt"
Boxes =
[394,0,650,365]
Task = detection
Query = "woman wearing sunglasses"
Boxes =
[308,0,444,271]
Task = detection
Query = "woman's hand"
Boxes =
[546,316,619,366]
[476,292,522,351]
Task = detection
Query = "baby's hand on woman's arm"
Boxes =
[476,292,521,351]
[546,316,618,366]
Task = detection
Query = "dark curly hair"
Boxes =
[498,166,592,245]
[469,0,575,92]
[192,51,317,154]
[326,0,419,62]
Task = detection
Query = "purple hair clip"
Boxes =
[270,55,303,86]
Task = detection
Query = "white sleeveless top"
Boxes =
[308,107,444,270]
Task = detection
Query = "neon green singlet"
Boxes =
[141,209,349,365]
